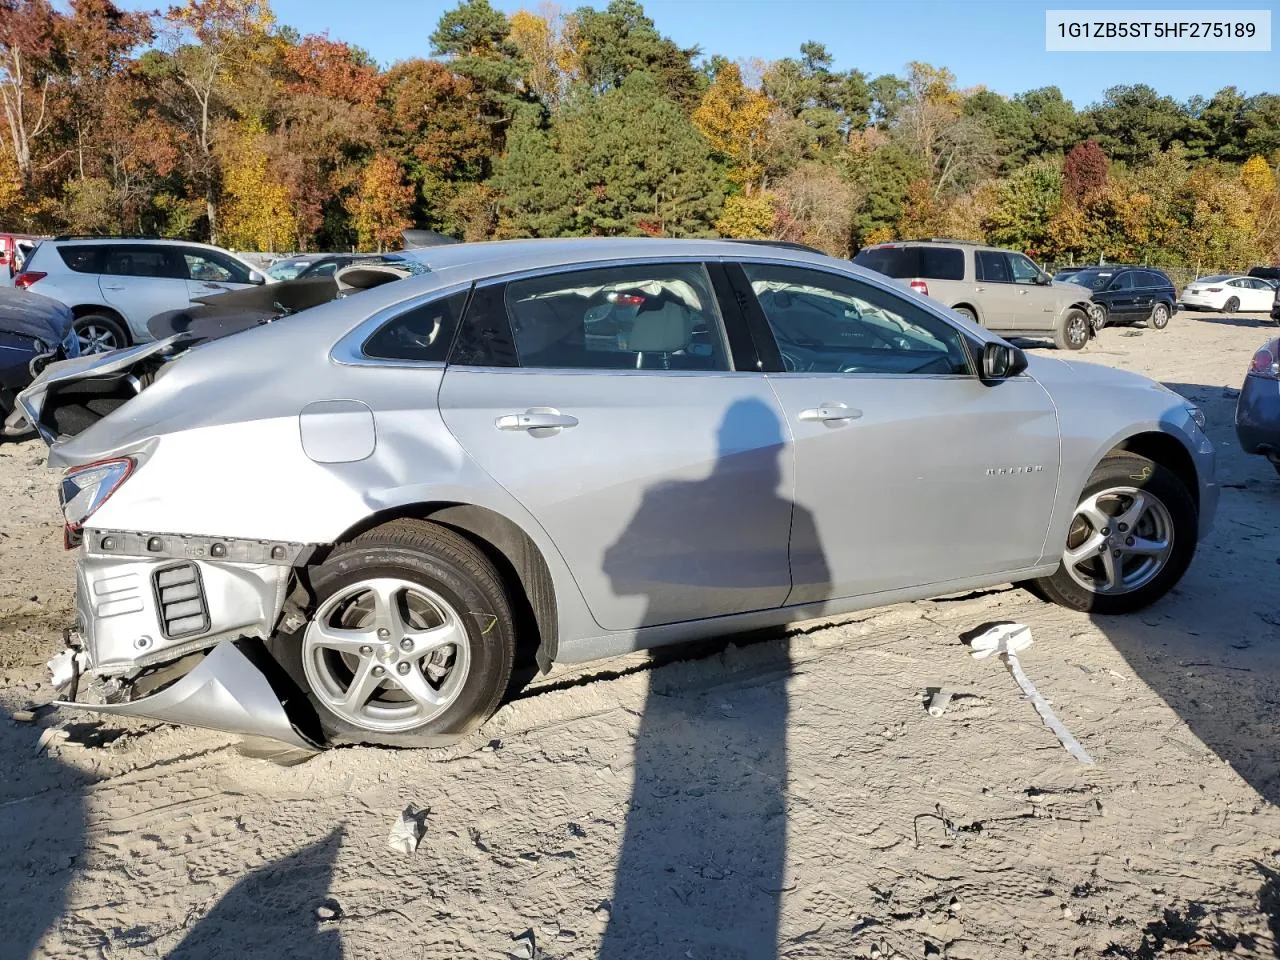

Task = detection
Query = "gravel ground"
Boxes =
[1,310,1278,960]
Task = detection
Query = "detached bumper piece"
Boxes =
[56,641,320,753]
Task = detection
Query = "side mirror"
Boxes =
[249,271,266,285]
[981,341,1028,382]
[1034,272,1051,285]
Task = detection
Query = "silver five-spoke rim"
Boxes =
[1063,486,1174,595]
[77,324,118,354]
[1088,303,1105,330]
[303,577,470,732]
[1066,314,1088,347]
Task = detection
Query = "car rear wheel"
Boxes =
[952,306,978,323]
[1147,303,1171,330]
[74,314,129,354]
[1087,302,1107,332]
[284,519,515,748]
[1223,296,1240,314]
[1054,308,1089,351]
[1032,453,1197,614]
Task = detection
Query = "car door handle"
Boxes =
[102,284,125,291]
[495,408,579,432]
[798,403,862,424]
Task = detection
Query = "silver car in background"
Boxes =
[18,239,1217,753]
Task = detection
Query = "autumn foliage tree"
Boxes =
[1063,138,1109,204]
[346,152,413,251]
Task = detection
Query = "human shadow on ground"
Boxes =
[597,398,828,960]
[1083,381,1280,805]
[169,826,345,959]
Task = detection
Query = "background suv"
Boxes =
[17,237,269,353]
[1064,266,1178,330]
[853,240,1095,350]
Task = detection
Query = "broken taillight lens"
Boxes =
[60,457,135,547]
[14,271,45,289]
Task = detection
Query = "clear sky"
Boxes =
[244,0,1279,108]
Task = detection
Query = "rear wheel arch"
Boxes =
[324,503,559,672]
[950,302,980,322]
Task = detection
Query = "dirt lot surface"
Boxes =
[2,311,1279,959]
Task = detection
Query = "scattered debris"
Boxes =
[509,928,536,959]
[925,688,953,718]
[314,899,342,931]
[11,709,36,723]
[969,623,1094,765]
[387,804,428,856]
[34,726,67,755]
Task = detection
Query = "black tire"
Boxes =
[1147,302,1171,330]
[1054,307,1090,351]
[1223,296,1240,314]
[278,519,515,748]
[952,305,978,324]
[73,313,129,354]
[1032,452,1198,615]
[1087,302,1107,332]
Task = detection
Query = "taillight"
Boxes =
[60,457,135,548]
[909,279,929,296]
[14,271,45,289]
[1249,343,1279,379]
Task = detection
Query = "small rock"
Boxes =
[509,929,535,960]
[556,929,577,942]
[315,900,342,922]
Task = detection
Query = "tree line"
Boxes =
[2,0,1278,270]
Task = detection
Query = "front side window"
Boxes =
[183,249,252,284]
[503,263,730,371]
[363,290,468,362]
[1008,254,1042,284]
[976,251,1011,283]
[741,262,972,376]
[1110,272,1134,291]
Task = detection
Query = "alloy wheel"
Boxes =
[1087,303,1106,331]
[77,324,119,354]
[302,577,471,732]
[1062,486,1174,595]
[1151,304,1170,329]
[1066,314,1089,348]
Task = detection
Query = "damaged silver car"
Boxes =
[18,239,1219,755]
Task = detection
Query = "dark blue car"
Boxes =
[1237,336,1280,477]
[1,287,78,437]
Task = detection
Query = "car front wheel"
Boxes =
[280,519,515,748]
[1054,308,1090,350]
[1032,453,1197,614]
[1087,302,1107,332]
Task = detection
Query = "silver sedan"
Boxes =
[19,239,1217,751]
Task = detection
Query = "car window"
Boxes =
[57,245,104,274]
[362,290,468,362]
[502,263,730,372]
[101,246,184,279]
[183,248,252,284]
[852,246,964,281]
[1109,272,1134,290]
[975,251,1011,283]
[741,262,972,376]
[266,259,309,281]
[1141,271,1168,287]
[1007,253,1042,284]
[310,261,341,276]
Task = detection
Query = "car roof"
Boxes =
[48,236,229,252]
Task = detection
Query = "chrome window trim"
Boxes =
[330,280,473,368]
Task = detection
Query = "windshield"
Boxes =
[266,258,314,281]
[1069,270,1117,291]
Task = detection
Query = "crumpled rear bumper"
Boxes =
[54,549,319,751]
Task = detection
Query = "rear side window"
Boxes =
[58,245,105,273]
[1140,271,1168,288]
[975,251,1011,283]
[854,246,964,281]
[362,291,468,362]
[502,263,731,372]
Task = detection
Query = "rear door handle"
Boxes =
[798,403,862,424]
[495,407,579,433]
[102,284,125,291]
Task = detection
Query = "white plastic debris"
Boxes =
[387,804,427,855]
[926,689,953,718]
[970,623,1095,766]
